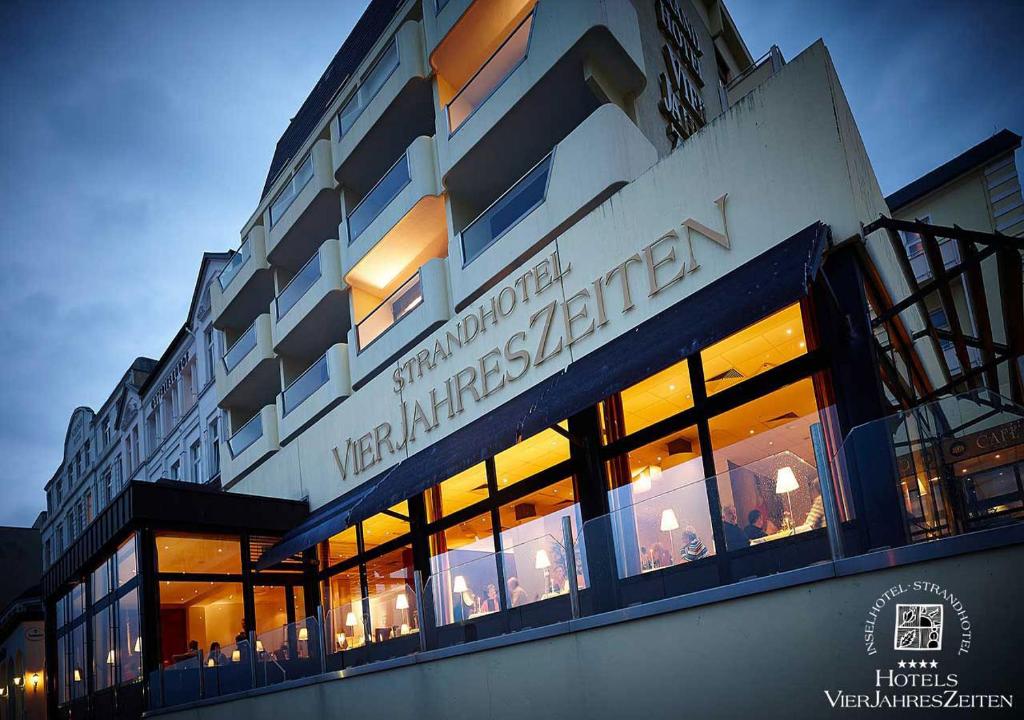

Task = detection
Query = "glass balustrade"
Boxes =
[282,354,330,416]
[269,154,315,228]
[461,152,552,264]
[253,616,320,688]
[447,10,534,133]
[347,154,411,243]
[276,251,322,320]
[227,413,263,458]
[222,323,257,373]
[218,239,251,291]
[337,39,399,138]
[356,272,423,350]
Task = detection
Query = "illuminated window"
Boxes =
[365,546,417,642]
[118,589,142,683]
[701,303,807,396]
[603,358,694,441]
[156,533,242,574]
[361,502,410,551]
[324,569,364,651]
[429,512,498,625]
[253,585,289,636]
[91,606,114,690]
[493,423,570,488]
[116,535,137,588]
[605,425,714,576]
[497,477,581,607]
[708,378,826,546]
[425,462,489,522]
[323,526,358,570]
[157,581,244,664]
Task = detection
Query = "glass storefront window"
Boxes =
[91,559,112,602]
[324,569,364,651]
[708,378,826,548]
[426,462,489,522]
[365,546,416,641]
[158,581,245,665]
[70,624,86,699]
[56,636,69,704]
[156,533,242,575]
[70,583,85,621]
[429,512,498,624]
[116,535,138,588]
[118,589,142,683]
[493,423,570,488]
[361,502,410,551]
[324,526,358,569]
[603,359,694,441]
[253,586,289,637]
[497,477,581,607]
[606,425,715,576]
[701,303,807,396]
[91,606,114,690]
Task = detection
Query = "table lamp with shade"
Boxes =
[396,592,410,631]
[535,548,552,593]
[660,508,680,558]
[452,575,468,594]
[775,466,800,531]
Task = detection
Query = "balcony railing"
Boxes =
[227,413,263,458]
[282,353,330,416]
[337,38,400,138]
[276,251,322,321]
[222,322,257,373]
[446,10,534,133]
[461,151,553,265]
[347,153,411,243]
[356,272,424,350]
[218,238,251,290]
[269,153,315,228]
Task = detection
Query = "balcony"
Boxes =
[330,20,434,192]
[222,405,279,484]
[450,103,656,308]
[347,257,451,388]
[264,139,340,268]
[271,239,348,357]
[341,135,445,286]
[276,344,351,444]
[215,314,278,411]
[431,0,646,181]
[211,227,274,330]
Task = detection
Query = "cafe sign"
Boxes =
[942,419,1024,464]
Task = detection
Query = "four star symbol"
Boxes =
[899,659,940,669]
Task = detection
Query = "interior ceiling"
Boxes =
[158,580,243,609]
[156,534,241,575]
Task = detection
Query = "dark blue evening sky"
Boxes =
[0,0,1021,526]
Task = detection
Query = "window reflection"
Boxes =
[116,535,138,588]
[91,606,114,690]
[701,303,807,396]
[118,589,142,683]
[709,378,826,548]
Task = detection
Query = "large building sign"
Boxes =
[656,0,706,147]
[332,202,732,482]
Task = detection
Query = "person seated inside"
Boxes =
[744,509,768,540]
[721,505,749,550]
[207,641,228,666]
[507,577,529,607]
[796,478,826,532]
[479,583,500,613]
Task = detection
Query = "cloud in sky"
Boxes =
[0,0,1021,527]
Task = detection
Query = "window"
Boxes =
[86,490,94,523]
[190,440,202,483]
[603,358,694,440]
[118,589,142,683]
[204,328,217,384]
[91,606,114,690]
[324,568,363,651]
[336,39,399,137]
[701,303,807,396]
[429,512,498,624]
[126,435,134,473]
[208,418,221,478]
[157,533,242,574]
[269,153,315,227]
[116,535,138,588]
[131,427,140,468]
[103,422,111,446]
[425,462,488,521]
[158,581,244,664]
[365,546,417,641]
[493,423,569,488]
[103,470,113,505]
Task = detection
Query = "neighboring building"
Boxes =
[883,129,1024,400]
[136,253,231,487]
[40,1,1024,719]
[0,520,45,720]
[41,358,156,569]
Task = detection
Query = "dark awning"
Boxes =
[256,222,829,570]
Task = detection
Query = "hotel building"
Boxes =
[38,1,1024,718]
